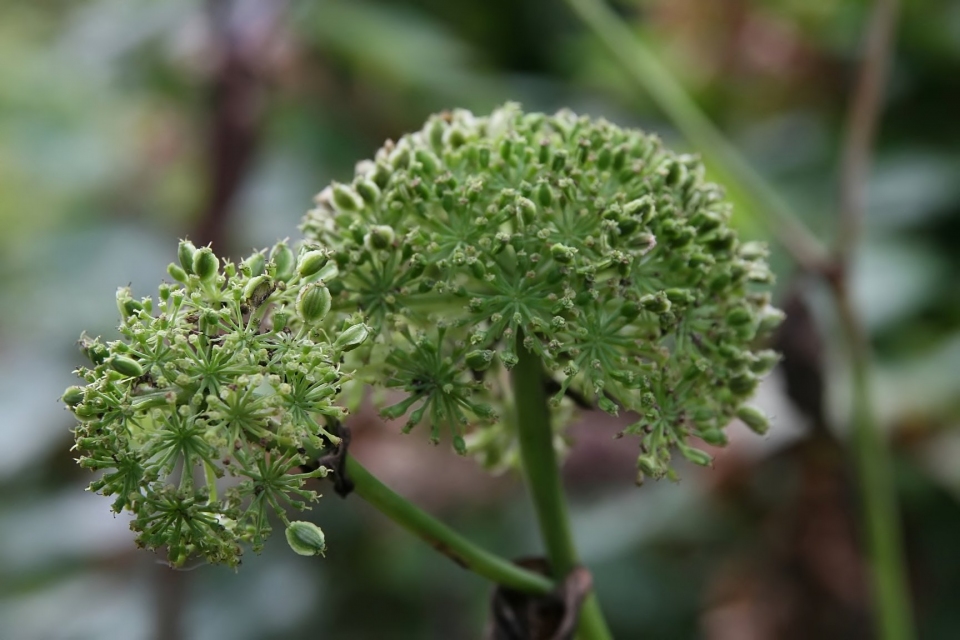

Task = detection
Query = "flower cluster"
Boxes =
[301,104,781,480]
[63,240,367,567]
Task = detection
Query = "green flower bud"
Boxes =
[243,252,266,277]
[750,349,780,374]
[623,196,655,223]
[334,323,369,352]
[639,293,671,314]
[536,181,553,208]
[465,350,495,371]
[726,307,753,327]
[178,240,197,274]
[550,243,576,264]
[167,263,188,283]
[272,243,296,282]
[297,283,332,323]
[414,149,439,175]
[516,197,537,225]
[332,183,363,212]
[679,445,713,467]
[355,179,381,205]
[243,275,273,307]
[109,356,144,378]
[698,428,727,446]
[62,386,85,407]
[192,248,219,283]
[728,371,758,397]
[285,521,326,557]
[737,406,770,435]
[272,307,290,332]
[757,306,786,334]
[365,225,395,251]
[297,251,329,278]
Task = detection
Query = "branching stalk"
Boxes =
[513,340,613,640]
[344,455,555,595]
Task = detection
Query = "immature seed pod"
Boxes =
[365,225,395,251]
[465,350,495,371]
[297,283,332,323]
[109,356,144,378]
[62,386,85,407]
[332,183,363,212]
[192,248,219,283]
[272,243,296,282]
[285,521,326,557]
[167,263,188,283]
[550,243,576,264]
[243,252,266,277]
[736,406,770,435]
[333,323,369,352]
[297,251,329,278]
[178,240,197,274]
[355,179,381,205]
[243,275,273,307]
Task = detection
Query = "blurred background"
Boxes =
[1,0,959,638]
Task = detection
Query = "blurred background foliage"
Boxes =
[1,0,959,638]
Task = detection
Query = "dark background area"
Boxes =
[1,0,959,638]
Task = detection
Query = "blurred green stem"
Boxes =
[566,0,914,637]
[832,0,913,637]
[513,339,613,640]
[563,0,829,273]
[345,455,555,595]
[832,283,914,640]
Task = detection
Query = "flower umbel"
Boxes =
[65,241,367,567]
[301,104,780,479]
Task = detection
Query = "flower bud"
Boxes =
[243,275,273,307]
[334,323,369,352]
[725,307,753,327]
[297,251,329,278]
[109,355,144,378]
[272,243,296,282]
[167,263,188,283]
[192,248,219,283]
[516,197,537,224]
[639,293,671,314]
[465,350,494,371]
[536,181,553,207]
[680,445,712,467]
[62,386,85,407]
[365,225,395,251]
[355,179,381,205]
[332,183,363,212]
[243,252,266,277]
[728,371,758,397]
[285,521,326,557]
[178,240,197,274]
[550,243,576,264]
[297,283,332,324]
[736,406,770,435]
[414,149,439,175]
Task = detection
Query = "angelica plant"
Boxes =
[64,104,780,638]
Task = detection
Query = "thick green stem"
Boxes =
[512,341,613,640]
[344,455,554,595]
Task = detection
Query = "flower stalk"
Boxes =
[345,454,555,595]
[513,337,613,639]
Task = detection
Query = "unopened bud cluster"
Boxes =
[302,103,780,479]
[64,240,367,567]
